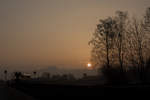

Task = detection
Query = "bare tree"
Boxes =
[89,17,116,68]
[144,7,150,59]
[126,16,150,80]
[89,7,150,83]
[114,11,128,72]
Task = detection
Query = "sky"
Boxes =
[0,0,150,69]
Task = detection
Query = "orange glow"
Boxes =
[87,63,92,68]
[0,0,147,69]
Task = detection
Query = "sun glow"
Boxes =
[87,63,92,68]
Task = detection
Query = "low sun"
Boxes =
[87,63,92,68]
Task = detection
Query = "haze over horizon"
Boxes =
[0,0,150,69]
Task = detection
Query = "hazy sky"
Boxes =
[0,0,150,69]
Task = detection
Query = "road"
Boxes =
[0,82,35,100]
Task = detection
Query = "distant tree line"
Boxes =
[2,70,94,84]
[9,71,77,82]
[89,7,150,84]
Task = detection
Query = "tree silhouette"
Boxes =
[33,71,37,78]
[125,16,150,81]
[114,11,128,72]
[89,17,116,68]
[4,70,7,81]
[89,8,150,83]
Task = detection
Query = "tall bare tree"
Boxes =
[114,11,128,71]
[89,17,116,68]
[126,15,150,80]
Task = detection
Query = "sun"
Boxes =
[87,63,92,68]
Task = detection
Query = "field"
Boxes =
[10,81,150,99]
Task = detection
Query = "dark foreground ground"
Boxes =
[8,81,150,100]
[0,82,35,100]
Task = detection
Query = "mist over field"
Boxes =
[0,0,150,99]
[0,65,97,80]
